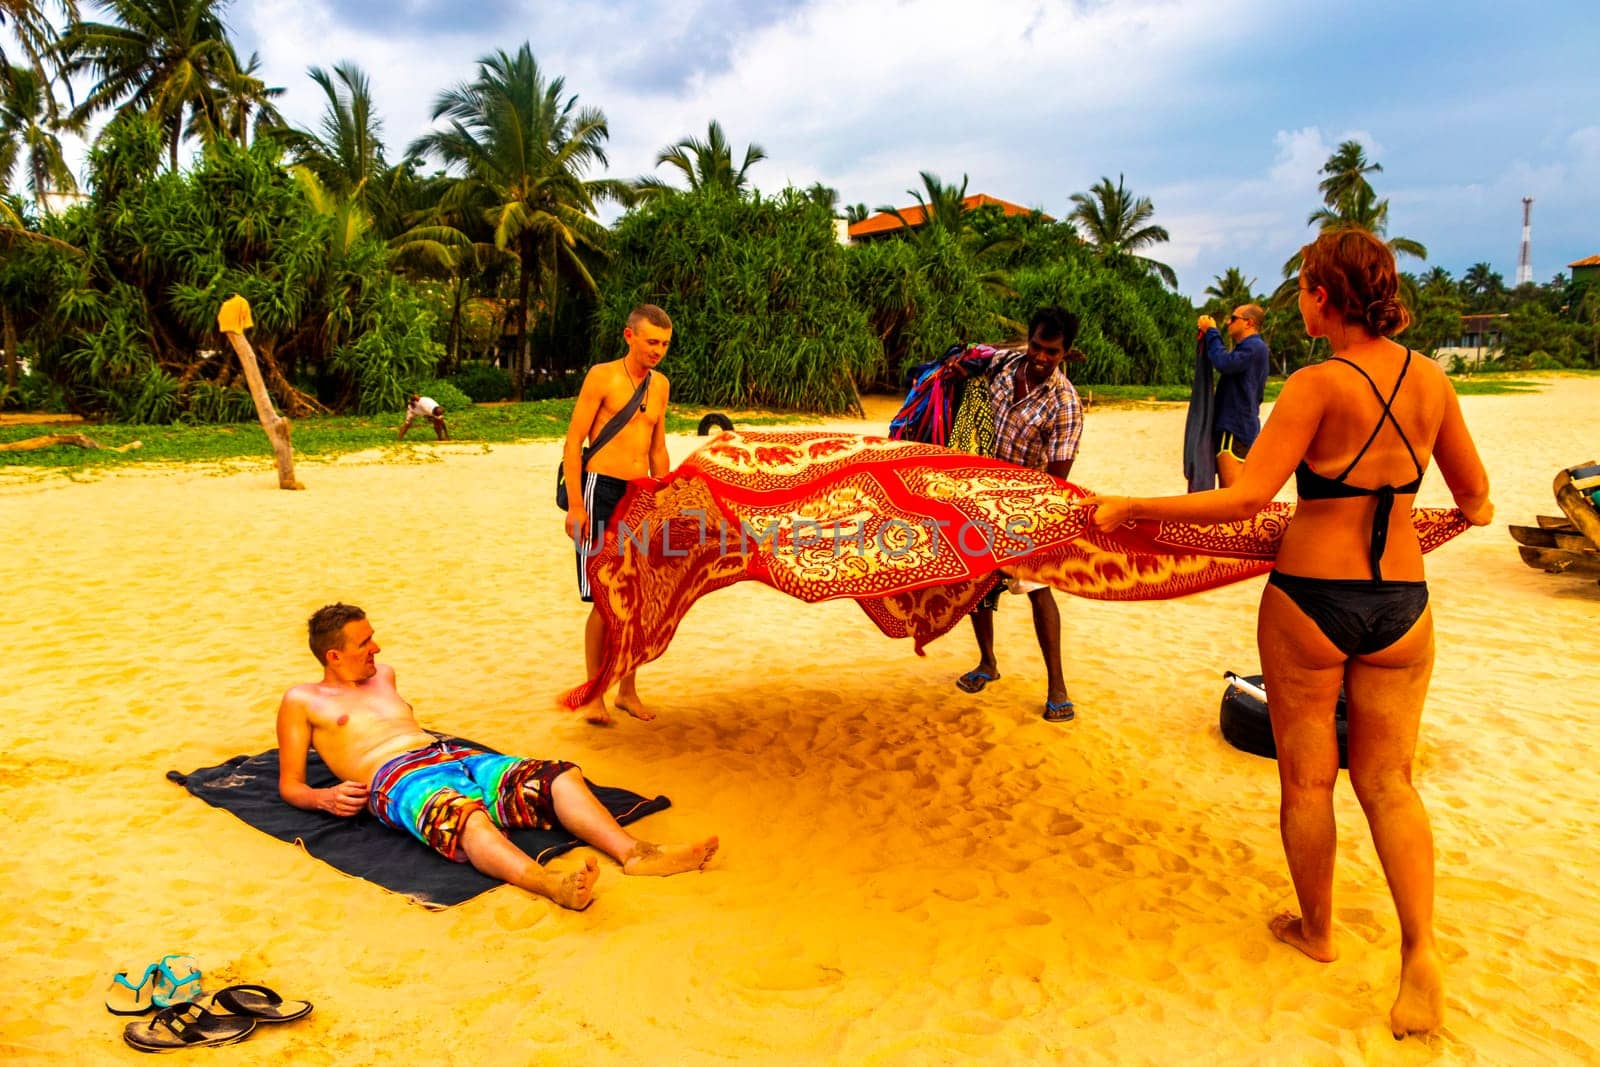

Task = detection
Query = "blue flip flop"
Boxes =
[106,963,162,1016]
[151,955,203,1009]
[1043,698,1076,723]
[956,669,1000,693]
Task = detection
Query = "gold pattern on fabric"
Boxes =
[948,381,996,456]
[563,431,1474,706]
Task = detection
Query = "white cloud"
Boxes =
[20,0,1596,297]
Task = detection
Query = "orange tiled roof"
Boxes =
[1569,255,1600,268]
[848,194,1049,238]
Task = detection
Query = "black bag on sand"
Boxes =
[1220,672,1348,769]
[556,371,650,510]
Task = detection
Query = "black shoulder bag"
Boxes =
[556,371,651,510]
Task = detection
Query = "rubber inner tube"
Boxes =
[697,412,734,435]
[1219,673,1348,769]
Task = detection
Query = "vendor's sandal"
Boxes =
[123,1002,256,1053]
[1042,698,1076,723]
[150,954,203,1009]
[204,984,313,1024]
[106,963,162,1016]
[956,669,1000,693]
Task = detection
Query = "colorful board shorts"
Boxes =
[367,739,578,863]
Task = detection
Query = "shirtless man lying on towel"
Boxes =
[276,602,718,910]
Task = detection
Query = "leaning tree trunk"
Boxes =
[217,295,304,491]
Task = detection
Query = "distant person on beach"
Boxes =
[954,305,1084,724]
[276,603,717,910]
[1086,229,1492,1038]
[562,304,673,726]
[399,394,448,440]
[1196,305,1271,487]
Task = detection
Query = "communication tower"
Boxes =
[1517,197,1533,286]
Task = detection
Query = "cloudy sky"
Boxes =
[50,0,1600,299]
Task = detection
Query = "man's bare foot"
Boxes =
[541,856,599,910]
[622,837,719,876]
[613,694,656,721]
[577,698,613,726]
[1269,911,1338,962]
[1390,945,1444,1038]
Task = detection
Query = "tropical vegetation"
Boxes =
[3,11,1590,427]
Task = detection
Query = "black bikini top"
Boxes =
[1294,350,1425,580]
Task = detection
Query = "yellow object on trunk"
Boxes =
[217,294,253,333]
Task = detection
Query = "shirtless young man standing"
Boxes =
[562,304,673,726]
[276,603,718,910]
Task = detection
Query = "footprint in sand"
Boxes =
[1335,906,1386,945]
[738,960,844,992]
[1046,815,1084,837]
[933,877,981,902]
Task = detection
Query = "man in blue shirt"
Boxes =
[1199,304,1271,487]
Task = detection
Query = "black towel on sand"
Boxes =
[168,737,670,908]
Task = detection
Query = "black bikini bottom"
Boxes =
[1266,571,1429,656]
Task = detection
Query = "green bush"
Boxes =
[15,371,67,413]
[409,379,472,412]
[602,189,881,413]
[522,370,581,401]
[181,380,256,424]
[450,361,514,403]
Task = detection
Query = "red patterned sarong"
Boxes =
[562,431,1470,706]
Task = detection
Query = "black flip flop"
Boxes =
[1042,698,1076,723]
[123,1002,256,1052]
[207,983,314,1023]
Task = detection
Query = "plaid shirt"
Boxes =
[987,349,1083,470]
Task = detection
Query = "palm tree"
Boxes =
[409,44,626,390]
[878,170,975,243]
[1204,267,1257,312]
[1305,183,1427,262]
[1317,140,1382,214]
[389,220,512,369]
[634,119,765,201]
[1,0,75,112]
[208,47,285,147]
[0,62,76,205]
[1418,265,1454,295]
[284,62,388,210]
[1458,261,1506,314]
[60,0,241,170]
[1460,262,1504,299]
[844,202,869,224]
[1281,146,1426,283]
[1068,173,1177,287]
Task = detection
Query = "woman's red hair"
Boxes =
[1299,228,1411,337]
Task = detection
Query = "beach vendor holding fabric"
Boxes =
[1195,305,1271,487]
[561,304,673,726]
[276,603,717,911]
[954,305,1085,723]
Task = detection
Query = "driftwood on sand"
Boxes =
[0,433,142,453]
[217,293,304,490]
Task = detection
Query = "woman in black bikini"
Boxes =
[1087,228,1492,1038]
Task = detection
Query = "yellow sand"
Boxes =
[2,379,1598,1065]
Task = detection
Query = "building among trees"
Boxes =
[848,194,1045,241]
